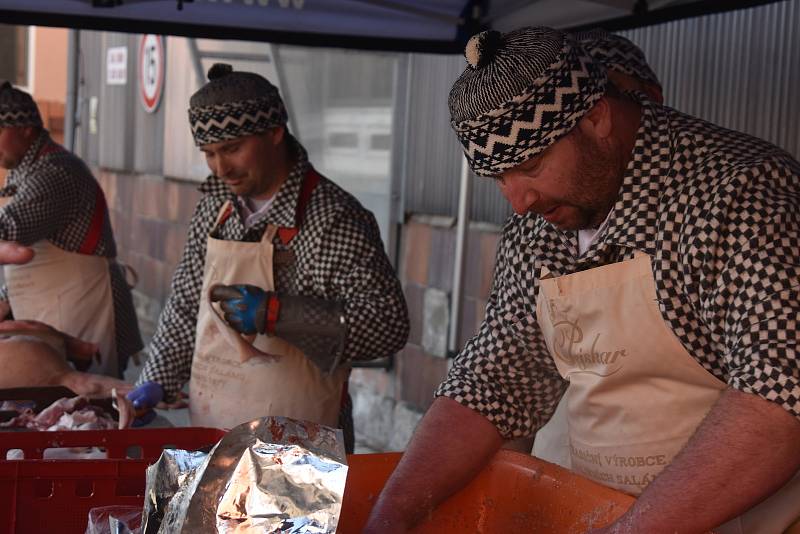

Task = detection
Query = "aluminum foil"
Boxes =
[143,416,347,534]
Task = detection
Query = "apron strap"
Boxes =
[32,138,104,256]
[35,140,66,161]
[77,187,107,255]
[277,167,321,246]
[213,200,235,229]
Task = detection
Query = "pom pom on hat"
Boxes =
[207,63,233,81]
[465,30,503,70]
[449,27,607,177]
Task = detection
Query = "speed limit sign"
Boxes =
[139,35,164,113]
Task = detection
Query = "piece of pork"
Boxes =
[0,321,130,398]
[0,320,134,428]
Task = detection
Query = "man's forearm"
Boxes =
[604,388,800,533]
[364,397,503,533]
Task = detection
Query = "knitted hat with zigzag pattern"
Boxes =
[188,63,288,146]
[0,82,42,129]
[572,28,661,89]
[448,27,607,177]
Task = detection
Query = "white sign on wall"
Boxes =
[106,46,127,85]
[139,35,165,113]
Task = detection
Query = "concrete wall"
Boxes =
[31,27,68,103]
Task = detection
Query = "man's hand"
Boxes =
[126,381,165,427]
[210,284,276,335]
[0,241,34,265]
[596,389,800,532]
[364,397,503,532]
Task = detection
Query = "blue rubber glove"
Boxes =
[210,284,274,335]
[126,381,164,427]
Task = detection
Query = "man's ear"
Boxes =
[21,126,39,143]
[577,97,613,142]
[271,125,286,146]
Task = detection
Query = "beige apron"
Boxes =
[3,240,117,377]
[188,200,348,430]
[535,251,800,533]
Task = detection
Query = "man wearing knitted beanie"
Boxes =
[366,27,800,533]
[0,82,143,380]
[526,27,666,467]
[574,28,663,104]
[134,64,409,452]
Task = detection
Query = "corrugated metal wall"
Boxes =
[624,0,800,159]
[77,31,166,174]
[401,52,512,224]
[403,0,800,224]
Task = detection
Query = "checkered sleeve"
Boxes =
[0,165,81,244]
[435,223,566,439]
[136,198,213,400]
[0,284,6,303]
[319,204,409,363]
[704,156,800,419]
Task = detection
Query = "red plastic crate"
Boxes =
[0,427,226,533]
[0,427,226,460]
[0,459,149,534]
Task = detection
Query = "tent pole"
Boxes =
[269,44,301,142]
[448,154,472,355]
[64,29,80,153]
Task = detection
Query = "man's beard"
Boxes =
[563,131,624,230]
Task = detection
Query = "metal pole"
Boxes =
[64,29,80,153]
[448,154,472,354]
[187,38,206,87]
[269,44,301,142]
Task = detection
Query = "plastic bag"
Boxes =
[85,505,143,534]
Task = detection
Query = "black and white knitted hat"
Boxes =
[0,81,42,129]
[188,63,288,146]
[572,29,661,88]
[449,27,607,177]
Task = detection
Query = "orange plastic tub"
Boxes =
[0,448,637,533]
[338,450,635,533]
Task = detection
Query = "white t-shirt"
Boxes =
[238,195,275,230]
[578,211,612,256]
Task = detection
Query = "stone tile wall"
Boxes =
[96,169,201,339]
[350,216,500,451]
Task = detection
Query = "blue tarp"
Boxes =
[0,0,788,53]
[0,0,482,53]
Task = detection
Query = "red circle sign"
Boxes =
[139,35,164,113]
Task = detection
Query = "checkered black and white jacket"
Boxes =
[437,100,800,439]
[138,139,409,401]
[0,130,144,367]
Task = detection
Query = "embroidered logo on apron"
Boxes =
[552,318,628,376]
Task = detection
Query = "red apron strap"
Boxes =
[78,187,107,255]
[277,167,321,245]
[35,141,66,161]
